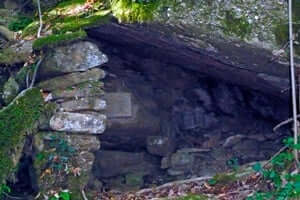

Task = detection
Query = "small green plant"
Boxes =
[8,16,33,31]
[226,157,239,171]
[0,184,11,198]
[49,190,71,200]
[247,137,300,200]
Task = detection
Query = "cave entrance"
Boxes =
[87,24,290,191]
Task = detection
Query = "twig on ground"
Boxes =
[273,115,300,132]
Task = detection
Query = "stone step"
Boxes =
[50,112,106,134]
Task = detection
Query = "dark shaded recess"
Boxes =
[6,136,38,200]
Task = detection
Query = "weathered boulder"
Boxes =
[50,112,106,134]
[94,150,158,178]
[2,77,19,105]
[39,41,108,78]
[59,97,106,112]
[146,136,176,157]
[38,68,106,91]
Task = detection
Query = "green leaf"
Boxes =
[59,191,70,200]
[208,179,217,185]
[252,163,262,172]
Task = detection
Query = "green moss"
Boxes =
[32,30,87,51]
[210,173,237,185]
[175,194,208,200]
[111,0,159,22]
[53,10,111,33]
[222,10,252,39]
[0,88,43,183]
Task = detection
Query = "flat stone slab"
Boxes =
[38,68,106,91]
[104,93,132,118]
[60,97,106,112]
[52,81,104,100]
[50,112,106,134]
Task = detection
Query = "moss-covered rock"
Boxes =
[2,77,20,105]
[0,88,43,184]
[32,30,87,51]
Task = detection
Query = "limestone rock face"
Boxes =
[38,68,106,91]
[50,112,106,134]
[39,41,108,78]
